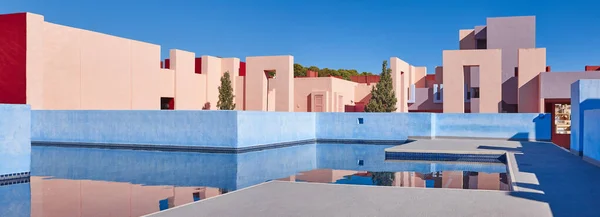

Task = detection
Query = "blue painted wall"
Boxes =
[571,80,600,155]
[316,112,433,141]
[32,110,238,148]
[434,113,551,141]
[31,110,552,149]
[583,109,600,163]
[0,104,31,175]
[0,183,30,217]
[236,111,315,148]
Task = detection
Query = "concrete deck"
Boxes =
[385,138,528,154]
[147,139,600,217]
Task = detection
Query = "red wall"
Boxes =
[164,59,171,69]
[585,66,600,71]
[350,75,380,85]
[239,62,246,76]
[194,58,202,74]
[0,13,27,104]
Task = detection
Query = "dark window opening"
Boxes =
[471,88,480,98]
[467,91,471,100]
[476,39,487,49]
[514,67,519,77]
[357,118,364,124]
[161,97,174,110]
[193,192,201,201]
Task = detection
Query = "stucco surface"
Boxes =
[0,104,31,175]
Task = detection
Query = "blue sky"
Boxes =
[2,0,599,74]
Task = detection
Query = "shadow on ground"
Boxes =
[478,141,600,217]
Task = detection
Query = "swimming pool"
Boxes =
[1,143,510,217]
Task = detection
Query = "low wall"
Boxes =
[236,111,315,148]
[31,110,551,150]
[434,113,551,141]
[0,104,31,176]
[32,110,238,148]
[32,110,315,149]
[316,112,432,142]
[583,109,600,164]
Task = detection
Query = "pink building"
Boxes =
[0,12,597,148]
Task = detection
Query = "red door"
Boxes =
[545,99,571,149]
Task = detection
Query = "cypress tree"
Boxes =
[217,71,236,110]
[365,60,397,112]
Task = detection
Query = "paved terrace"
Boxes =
[147,139,600,217]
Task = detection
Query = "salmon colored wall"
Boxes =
[414,66,427,88]
[159,69,175,98]
[294,77,331,112]
[518,48,546,113]
[0,13,27,104]
[42,23,82,109]
[435,66,443,84]
[331,78,358,111]
[131,40,161,110]
[443,49,502,113]
[390,57,411,112]
[459,29,476,50]
[203,55,223,110]
[26,13,45,109]
[172,49,205,110]
[354,83,374,104]
[245,56,294,111]
[235,76,245,110]
[79,29,132,110]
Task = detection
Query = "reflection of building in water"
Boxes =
[30,177,222,217]
[281,169,509,191]
[293,169,357,183]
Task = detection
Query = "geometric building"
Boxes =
[1,12,600,149]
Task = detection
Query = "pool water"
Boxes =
[1,143,510,217]
[281,169,509,191]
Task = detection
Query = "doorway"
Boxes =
[544,99,571,149]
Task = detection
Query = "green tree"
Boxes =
[371,172,395,186]
[365,60,397,112]
[217,71,236,110]
[294,63,307,77]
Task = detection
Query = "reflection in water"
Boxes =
[17,143,510,217]
[30,177,224,217]
[282,169,509,191]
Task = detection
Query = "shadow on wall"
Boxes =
[574,99,600,154]
[478,140,600,217]
[507,114,548,141]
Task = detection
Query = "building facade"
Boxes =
[1,12,599,148]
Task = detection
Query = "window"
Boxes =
[161,97,174,110]
[554,104,571,134]
[471,88,480,98]
[476,39,487,49]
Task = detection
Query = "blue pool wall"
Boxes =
[434,113,551,141]
[30,110,551,148]
[31,110,239,147]
[571,80,600,155]
[0,104,31,176]
[316,112,431,141]
[583,109,600,164]
[236,111,316,148]
[0,183,30,217]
